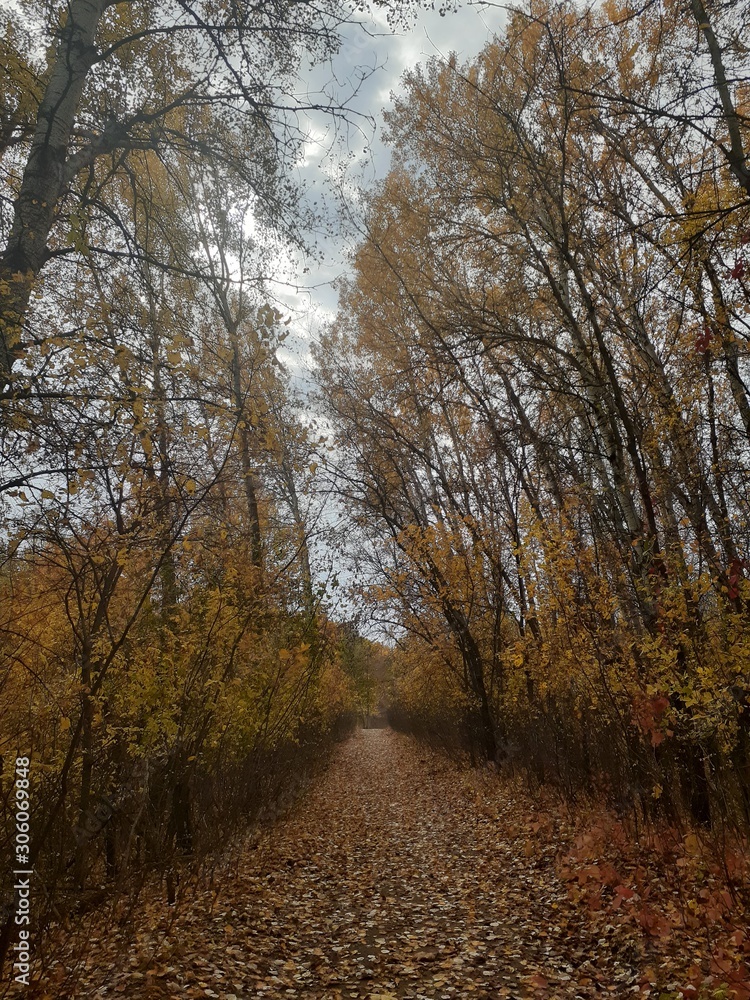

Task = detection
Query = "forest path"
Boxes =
[41,730,643,998]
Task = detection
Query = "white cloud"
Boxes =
[267,2,507,386]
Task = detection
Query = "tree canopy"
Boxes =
[317,0,750,822]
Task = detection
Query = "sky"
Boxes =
[271,1,508,379]
[263,1,508,628]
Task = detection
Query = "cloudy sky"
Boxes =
[272,1,508,376]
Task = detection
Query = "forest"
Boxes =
[1,0,750,997]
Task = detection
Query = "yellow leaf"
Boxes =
[684,833,701,856]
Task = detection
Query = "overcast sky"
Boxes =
[272,2,508,378]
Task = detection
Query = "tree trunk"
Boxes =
[0,0,109,383]
[229,325,263,568]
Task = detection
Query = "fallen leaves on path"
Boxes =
[20,730,750,999]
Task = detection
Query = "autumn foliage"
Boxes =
[0,51,364,973]
[318,0,750,832]
[2,0,750,989]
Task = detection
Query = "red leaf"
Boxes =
[695,323,713,354]
[529,973,550,989]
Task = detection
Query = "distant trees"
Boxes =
[318,0,750,824]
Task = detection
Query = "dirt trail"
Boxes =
[34,730,642,998]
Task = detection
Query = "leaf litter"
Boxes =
[19,729,750,999]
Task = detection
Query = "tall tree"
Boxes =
[0,0,425,389]
[319,0,750,813]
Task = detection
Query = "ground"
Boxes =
[19,729,750,999]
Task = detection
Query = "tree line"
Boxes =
[317,0,750,830]
[0,0,408,974]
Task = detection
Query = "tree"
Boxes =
[0,0,426,390]
[0,98,349,974]
[318,0,750,816]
